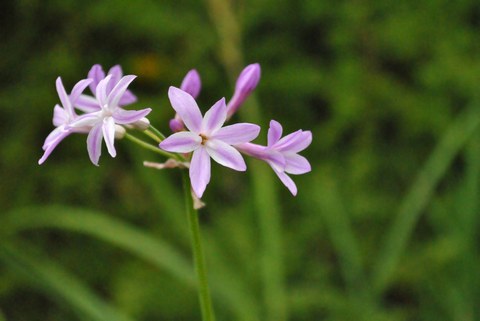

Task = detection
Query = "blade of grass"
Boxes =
[372,103,480,295]
[0,240,136,321]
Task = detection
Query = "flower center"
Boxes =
[199,133,208,145]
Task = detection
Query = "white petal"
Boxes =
[87,123,104,166]
[190,147,211,198]
[159,132,201,153]
[102,117,116,157]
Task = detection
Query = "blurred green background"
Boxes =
[1,0,480,320]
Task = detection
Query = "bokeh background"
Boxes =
[1,0,480,320]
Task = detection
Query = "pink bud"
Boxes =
[226,63,261,118]
[169,118,185,132]
[180,69,201,99]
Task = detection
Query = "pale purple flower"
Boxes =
[38,77,92,165]
[169,69,202,132]
[75,64,137,113]
[160,87,260,198]
[68,75,151,166]
[226,63,261,118]
[235,120,312,196]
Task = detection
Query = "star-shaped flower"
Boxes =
[38,77,92,165]
[159,87,260,198]
[68,75,151,165]
[236,120,312,195]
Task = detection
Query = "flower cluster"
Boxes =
[40,63,312,199]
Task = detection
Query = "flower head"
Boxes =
[38,77,92,165]
[160,87,260,198]
[75,64,137,113]
[69,75,151,165]
[236,120,312,195]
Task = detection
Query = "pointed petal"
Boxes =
[56,77,73,116]
[113,107,152,124]
[168,86,202,133]
[87,123,104,166]
[70,79,93,102]
[39,130,72,164]
[268,120,283,147]
[275,130,312,153]
[118,90,137,106]
[273,168,297,196]
[107,75,136,108]
[53,104,67,127]
[284,153,311,174]
[107,65,123,93]
[96,75,112,107]
[42,126,66,150]
[68,112,100,128]
[213,123,260,145]
[190,147,211,198]
[159,132,201,153]
[180,69,201,99]
[88,64,105,94]
[102,117,116,157]
[74,95,101,113]
[205,139,246,171]
[202,98,226,134]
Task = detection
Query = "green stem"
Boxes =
[148,124,166,140]
[124,133,181,160]
[143,130,162,143]
[182,172,216,321]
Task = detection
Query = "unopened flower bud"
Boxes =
[180,69,201,99]
[131,117,150,130]
[169,118,185,132]
[226,63,261,118]
[114,125,126,139]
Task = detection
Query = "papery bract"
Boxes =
[160,87,260,198]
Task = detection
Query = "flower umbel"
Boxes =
[160,87,260,198]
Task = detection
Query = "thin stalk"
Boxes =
[148,124,166,140]
[143,130,162,143]
[124,133,181,160]
[182,172,216,321]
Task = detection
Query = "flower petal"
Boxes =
[70,79,93,103]
[284,153,311,174]
[113,107,152,125]
[107,75,136,108]
[159,132,201,153]
[53,104,67,127]
[56,77,72,116]
[289,131,312,153]
[213,123,260,145]
[88,64,105,94]
[265,150,286,173]
[190,147,211,198]
[74,95,101,113]
[102,117,116,158]
[273,168,297,196]
[107,65,123,93]
[87,123,104,166]
[274,130,309,152]
[268,120,283,147]
[168,86,202,133]
[202,98,226,134]
[68,112,101,128]
[96,75,112,107]
[118,90,137,106]
[205,139,246,171]
[39,129,71,165]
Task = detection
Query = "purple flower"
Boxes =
[68,75,151,166]
[160,87,260,198]
[169,69,202,132]
[38,77,92,165]
[75,64,137,112]
[226,63,261,118]
[236,120,312,196]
